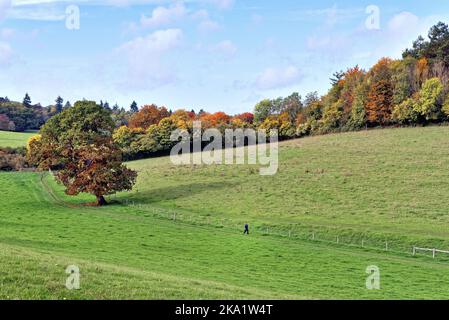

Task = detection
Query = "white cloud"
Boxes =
[117,28,183,89]
[211,40,237,58]
[377,12,441,59]
[119,28,182,53]
[140,2,187,29]
[388,12,419,34]
[255,66,301,90]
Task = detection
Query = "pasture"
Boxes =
[2,126,449,299]
[0,130,35,148]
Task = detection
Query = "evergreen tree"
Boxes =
[23,93,32,107]
[130,101,138,113]
[55,96,64,113]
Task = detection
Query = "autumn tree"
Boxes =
[28,100,137,206]
[128,104,170,130]
[366,58,394,125]
[200,111,231,130]
[169,109,195,130]
[232,112,254,128]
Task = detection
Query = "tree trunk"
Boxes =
[96,195,107,206]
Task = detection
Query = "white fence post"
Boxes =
[433,248,436,259]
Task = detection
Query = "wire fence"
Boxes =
[119,199,449,261]
[42,172,449,261]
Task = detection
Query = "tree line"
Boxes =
[3,21,449,163]
[111,22,449,159]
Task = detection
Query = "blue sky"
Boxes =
[0,0,448,113]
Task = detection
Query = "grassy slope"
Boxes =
[2,127,449,298]
[3,173,449,299]
[113,126,449,251]
[0,130,35,148]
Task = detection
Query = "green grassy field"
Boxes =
[0,130,35,148]
[2,126,449,299]
[118,126,449,252]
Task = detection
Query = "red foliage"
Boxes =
[128,104,170,130]
[200,111,231,128]
[233,112,254,124]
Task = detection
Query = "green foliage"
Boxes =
[404,21,449,67]
[347,83,368,129]
[413,78,444,120]
[253,99,273,124]
[392,57,416,105]
[40,100,115,147]
[0,100,46,132]
[319,101,343,133]
[442,94,449,118]
[392,98,419,124]
[113,126,139,149]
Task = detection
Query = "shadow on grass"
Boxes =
[113,181,237,205]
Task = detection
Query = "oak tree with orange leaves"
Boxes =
[29,101,137,206]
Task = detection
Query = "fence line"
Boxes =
[123,201,449,260]
[413,247,449,259]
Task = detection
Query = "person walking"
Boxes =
[243,223,249,235]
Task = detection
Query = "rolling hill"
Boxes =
[2,126,449,299]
